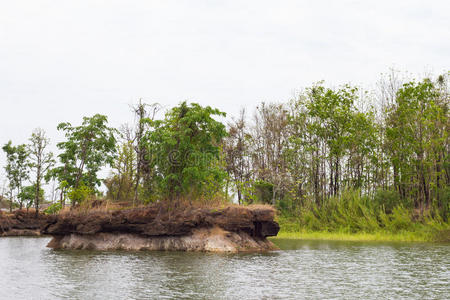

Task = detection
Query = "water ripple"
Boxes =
[0,238,448,299]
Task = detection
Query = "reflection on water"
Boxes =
[0,237,448,299]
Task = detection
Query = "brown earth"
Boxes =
[1,204,280,252]
[42,204,279,237]
[42,204,280,252]
[0,210,51,236]
[47,228,276,252]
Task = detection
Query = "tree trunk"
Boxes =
[9,190,13,213]
[34,167,41,217]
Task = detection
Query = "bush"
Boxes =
[302,209,322,231]
[373,188,402,213]
[68,184,93,205]
[44,202,62,214]
[276,188,448,238]
[435,186,450,222]
[253,180,273,204]
[380,205,413,232]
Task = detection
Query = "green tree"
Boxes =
[385,76,449,214]
[2,141,29,210]
[18,185,45,211]
[144,102,227,200]
[104,140,136,201]
[306,84,357,197]
[53,114,117,205]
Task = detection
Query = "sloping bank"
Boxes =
[0,210,49,236]
[41,204,280,253]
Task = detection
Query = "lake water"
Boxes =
[0,237,448,299]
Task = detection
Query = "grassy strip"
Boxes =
[274,204,450,243]
[271,230,431,242]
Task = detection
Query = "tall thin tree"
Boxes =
[28,128,55,216]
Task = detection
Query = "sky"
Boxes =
[0,0,449,188]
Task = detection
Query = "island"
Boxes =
[1,204,280,253]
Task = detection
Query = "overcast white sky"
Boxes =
[1,0,449,184]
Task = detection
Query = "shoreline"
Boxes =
[41,204,280,252]
[271,230,450,243]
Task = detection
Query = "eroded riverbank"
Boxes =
[1,204,280,252]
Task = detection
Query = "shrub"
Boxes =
[373,188,402,213]
[253,180,273,204]
[44,202,62,215]
[383,205,414,232]
[68,184,93,205]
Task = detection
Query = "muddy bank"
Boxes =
[0,210,50,237]
[43,205,280,252]
[48,228,276,252]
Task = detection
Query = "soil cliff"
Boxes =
[42,204,280,252]
[0,210,50,236]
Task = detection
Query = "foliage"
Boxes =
[222,73,448,227]
[50,114,117,206]
[276,189,449,241]
[0,71,448,239]
[28,128,54,215]
[2,141,30,209]
[385,78,449,213]
[104,141,136,201]
[43,202,62,215]
[252,180,273,204]
[143,101,227,199]
[67,183,94,205]
[18,185,45,209]
[373,188,403,214]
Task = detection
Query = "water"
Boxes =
[0,237,448,299]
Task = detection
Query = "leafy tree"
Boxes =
[18,185,44,211]
[104,140,136,201]
[143,102,227,199]
[385,77,449,214]
[306,84,357,197]
[2,141,29,210]
[52,114,117,205]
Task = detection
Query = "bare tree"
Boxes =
[223,108,252,204]
[132,100,161,205]
[252,102,290,205]
[28,128,55,216]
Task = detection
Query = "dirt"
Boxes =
[41,204,280,239]
[1,204,280,252]
[0,210,51,237]
[47,227,278,252]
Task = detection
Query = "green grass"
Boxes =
[271,230,431,242]
[273,190,450,243]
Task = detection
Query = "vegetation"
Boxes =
[2,141,29,211]
[1,70,448,242]
[28,128,55,216]
[47,114,117,207]
[274,190,449,242]
[142,101,227,200]
[18,185,45,211]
